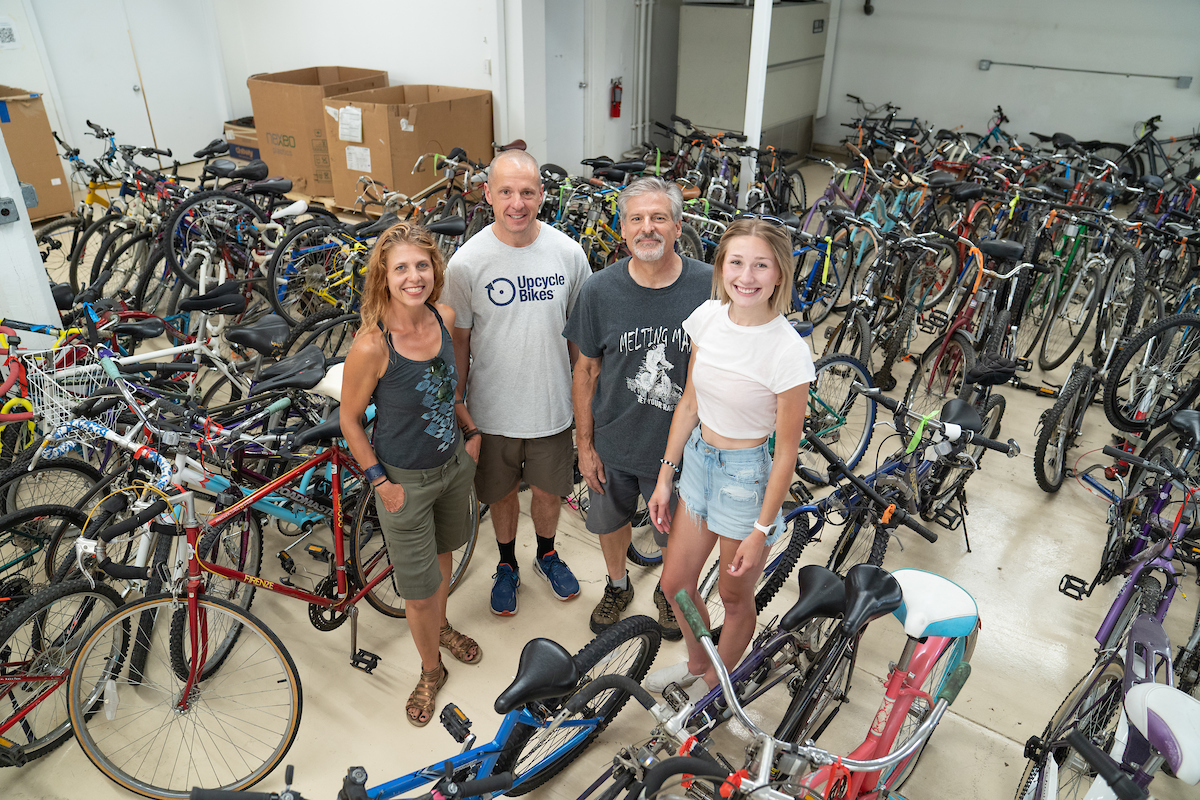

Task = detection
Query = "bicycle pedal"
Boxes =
[1015,357,1033,372]
[351,649,381,673]
[918,309,950,335]
[439,703,472,743]
[1023,735,1044,762]
[932,506,963,531]
[278,551,296,575]
[1058,574,1089,601]
[306,544,331,562]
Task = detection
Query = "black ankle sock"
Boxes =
[536,535,556,560]
[498,540,517,568]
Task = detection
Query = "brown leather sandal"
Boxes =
[406,660,448,727]
[439,622,483,664]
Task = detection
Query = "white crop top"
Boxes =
[682,300,816,438]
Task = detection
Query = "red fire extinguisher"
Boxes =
[610,79,622,118]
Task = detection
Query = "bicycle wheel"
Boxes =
[68,594,302,800]
[794,244,846,326]
[678,223,705,263]
[266,220,364,326]
[1014,659,1125,800]
[1103,313,1200,433]
[878,635,971,792]
[0,457,101,515]
[0,504,90,583]
[88,225,137,285]
[132,246,177,316]
[826,508,889,576]
[776,631,857,746]
[430,194,467,260]
[799,355,876,484]
[283,310,361,359]
[873,303,916,391]
[624,499,661,567]
[1098,572,1162,655]
[1034,366,1093,494]
[497,615,661,795]
[35,216,82,286]
[1093,246,1146,359]
[821,312,871,365]
[69,212,121,293]
[0,580,123,764]
[163,190,267,289]
[1016,271,1056,361]
[98,229,155,296]
[699,515,813,634]
[350,482,478,618]
[903,331,976,419]
[1038,268,1101,371]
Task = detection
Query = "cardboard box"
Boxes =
[247,67,388,195]
[0,86,73,221]
[223,116,260,162]
[322,85,493,209]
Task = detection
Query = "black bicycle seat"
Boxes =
[426,215,466,237]
[939,398,984,433]
[494,638,579,714]
[244,177,293,195]
[839,564,902,637]
[1168,409,1200,445]
[229,159,270,181]
[780,565,846,631]
[115,318,166,341]
[225,314,291,358]
[254,345,327,393]
[978,239,1024,263]
[293,406,345,449]
[965,353,1017,387]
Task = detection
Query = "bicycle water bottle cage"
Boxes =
[225,314,291,358]
[839,564,902,637]
[965,354,1017,388]
[779,565,846,632]
[494,638,579,714]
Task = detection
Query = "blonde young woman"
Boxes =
[645,218,815,698]
[341,223,482,726]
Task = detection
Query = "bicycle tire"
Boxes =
[1177,599,1200,697]
[88,224,137,286]
[794,242,846,326]
[464,205,493,241]
[1093,245,1146,359]
[69,593,302,800]
[128,531,171,684]
[0,421,34,472]
[1103,313,1200,433]
[776,630,857,746]
[826,509,889,576]
[496,615,661,795]
[903,330,976,419]
[96,229,155,296]
[131,245,176,316]
[69,212,121,293]
[1013,658,1125,800]
[983,309,1010,357]
[878,634,971,792]
[163,190,268,288]
[678,223,705,263]
[1099,572,1162,655]
[1033,366,1093,494]
[821,312,871,365]
[432,193,468,260]
[874,303,916,391]
[1038,267,1101,371]
[349,481,478,618]
[624,499,661,567]
[799,354,876,481]
[699,515,813,635]
[0,457,101,516]
[0,579,123,765]
[167,510,264,681]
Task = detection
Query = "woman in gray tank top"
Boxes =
[341,222,482,726]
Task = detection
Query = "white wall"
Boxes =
[816,0,1200,147]
[0,1,65,137]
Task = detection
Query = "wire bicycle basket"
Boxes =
[21,345,116,433]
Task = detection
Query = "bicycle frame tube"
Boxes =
[1094,551,1178,648]
[367,707,604,799]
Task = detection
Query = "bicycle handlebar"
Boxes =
[1063,731,1148,800]
[38,419,175,489]
[1102,445,1191,483]
[801,429,940,542]
[853,383,1021,458]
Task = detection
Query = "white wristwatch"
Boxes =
[753,521,776,536]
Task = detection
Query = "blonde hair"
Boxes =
[711,219,794,315]
[359,222,447,331]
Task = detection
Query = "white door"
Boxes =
[544,1,586,172]
[32,0,227,166]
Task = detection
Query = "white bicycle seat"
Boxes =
[311,361,344,402]
[890,569,978,639]
[1124,682,1200,785]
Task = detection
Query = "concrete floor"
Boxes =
[10,166,1199,800]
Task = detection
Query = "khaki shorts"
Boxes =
[475,428,574,505]
[375,438,477,600]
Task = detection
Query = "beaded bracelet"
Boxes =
[660,458,680,473]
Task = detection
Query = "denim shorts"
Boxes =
[677,426,784,545]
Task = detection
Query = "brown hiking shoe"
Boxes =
[654,582,683,641]
[590,581,634,633]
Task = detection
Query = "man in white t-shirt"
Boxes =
[444,150,591,616]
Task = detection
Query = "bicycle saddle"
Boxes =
[708,198,736,215]
[977,238,1024,263]
[965,353,1017,388]
[593,167,626,183]
[293,405,346,449]
[840,564,902,637]
[889,569,978,639]
[609,160,646,172]
[582,156,614,168]
[229,159,270,181]
[950,183,984,202]
[1165,222,1198,238]
[1124,684,1200,785]
[1139,174,1165,191]
[789,319,814,338]
[115,317,166,341]
[939,398,984,432]
[1051,132,1077,149]
[1047,176,1075,193]
[446,146,468,161]
[779,565,845,631]
[497,139,527,152]
[255,345,327,394]
[348,212,399,239]
[1029,132,1053,143]
[494,638,579,714]
[826,207,855,224]
[541,163,568,181]
[1168,409,1200,445]
[177,280,246,315]
[225,314,291,358]
[245,177,293,195]
[194,139,229,159]
[204,159,237,178]
[426,215,466,237]
[927,171,958,189]
[678,184,701,200]
[51,283,74,310]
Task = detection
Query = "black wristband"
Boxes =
[462,428,481,440]
[364,463,387,483]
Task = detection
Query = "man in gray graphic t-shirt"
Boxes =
[563,177,711,637]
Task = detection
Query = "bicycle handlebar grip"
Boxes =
[454,773,514,798]
[673,589,712,641]
[97,499,169,543]
[1102,445,1145,467]
[936,662,972,704]
[564,674,656,716]
[100,357,123,380]
[98,558,153,581]
[640,758,730,800]
[1063,731,1148,800]
[189,790,277,800]
[265,397,292,415]
[969,433,1021,458]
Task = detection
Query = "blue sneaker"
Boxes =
[490,563,521,616]
[534,551,580,601]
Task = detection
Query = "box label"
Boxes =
[346,146,371,172]
[337,106,363,142]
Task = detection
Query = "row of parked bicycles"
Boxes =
[2,101,1197,800]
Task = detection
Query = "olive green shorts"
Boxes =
[375,438,477,600]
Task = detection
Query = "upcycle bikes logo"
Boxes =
[485,278,516,306]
